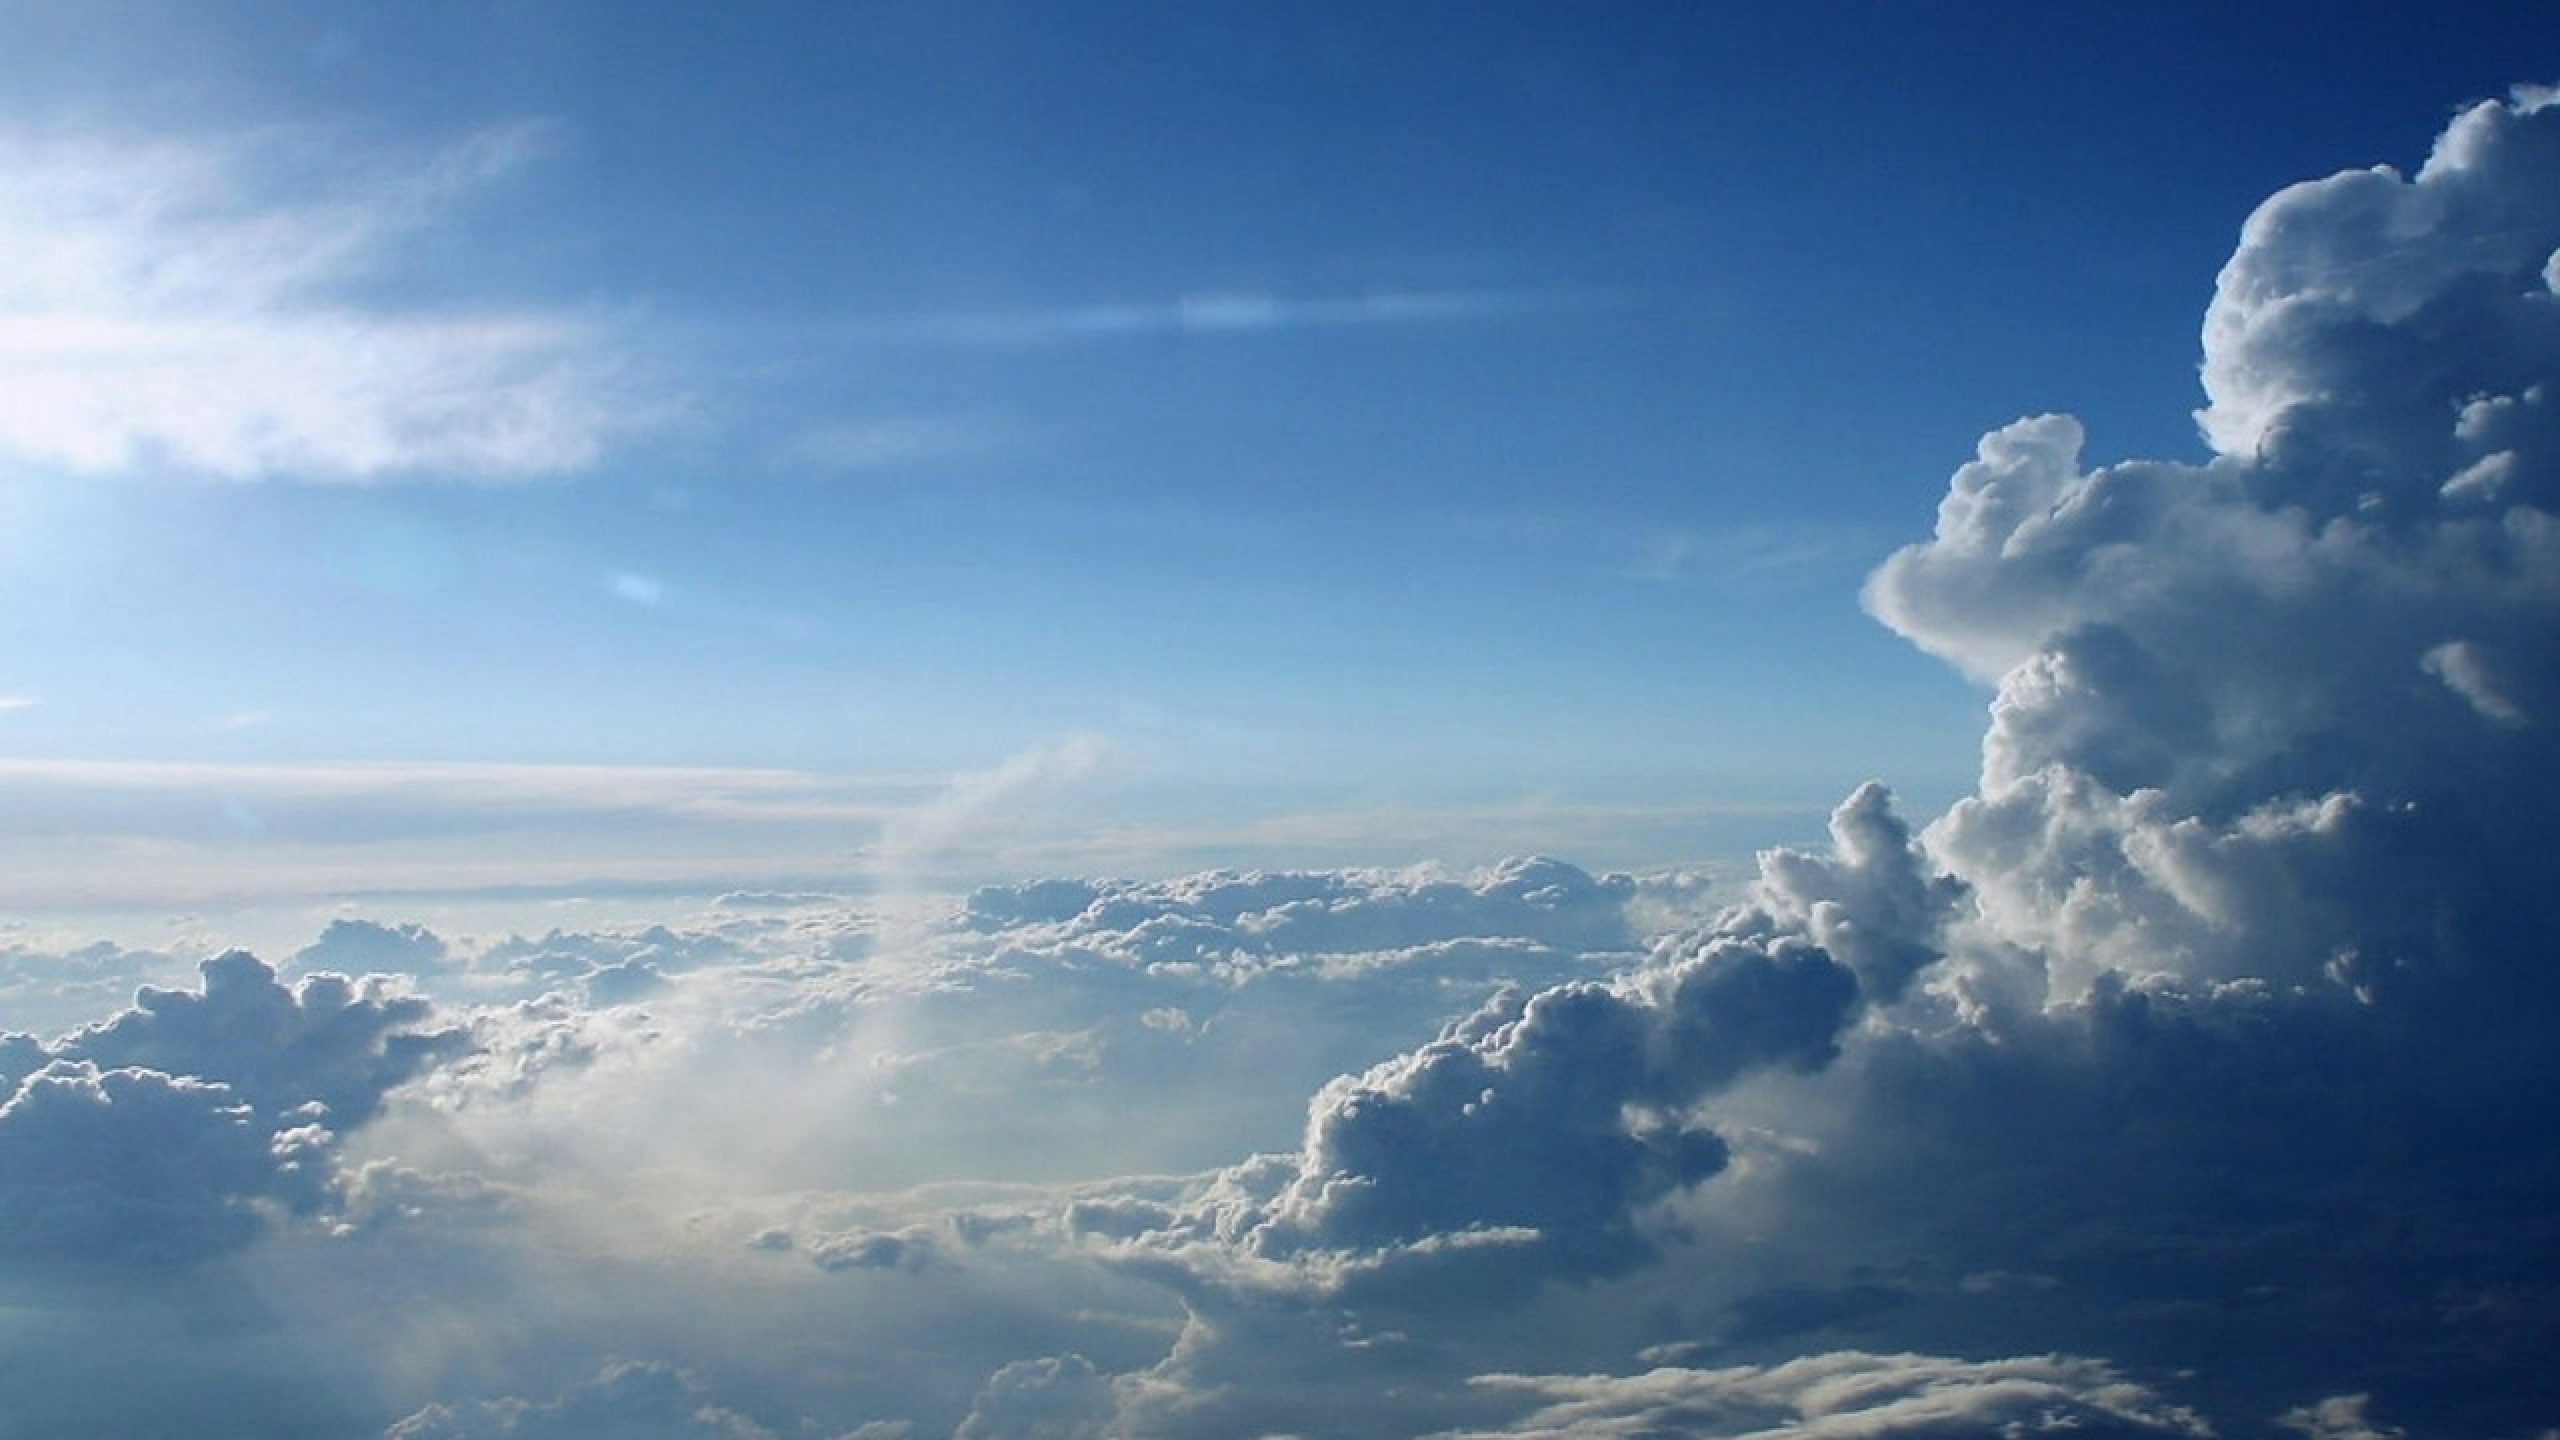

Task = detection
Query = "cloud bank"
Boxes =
[6,84,2560,1440]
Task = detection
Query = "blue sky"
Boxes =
[2,0,2549,918]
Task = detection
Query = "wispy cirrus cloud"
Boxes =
[855,287,1602,349]
[774,413,1016,474]
[1623,522,1879,586]
[0,121,646,481]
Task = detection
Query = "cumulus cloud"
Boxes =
[1036,85,2560,1440]
[1865,87,2560,1003]
[953,1354,1116,1440]
[1057,786,1930,1292]
[0,1058,294,1262]
[2195,88,2560,471]
[0,950,465,1262]
[960,852,1639,958]
[0,859,1658,1436]
[297,919,456,981]
[0,934,194,1039]
[367,853,1664,1202]
[0,122,640,480]
[55,949,465,1125]
[385,1360,794,1440]
[807,1226,941,1274]
[1439,1352,2212,1440]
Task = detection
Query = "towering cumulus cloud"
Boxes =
[1867,87,2560,998]
[1052,87,2560,1440]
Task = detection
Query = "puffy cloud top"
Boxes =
[2198,87,2560,474]
[0,951,465,1262]
[963,856,1638,963]
[1865,87,2560,998]
[1055,87,2560,1440]
[1088,788,1940,1286]
[56,950,463,1126]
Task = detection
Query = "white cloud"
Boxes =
[0,121,643,480]
[608,571,668,607]
[2196,87,2560,463]
[2282,1393,2406,1440]
[385,1360,796,1440]
[874,735,1116,881]
[1439,1353,2212,1440]
[2420,636,2528,725]
[1857,90,2560,1001]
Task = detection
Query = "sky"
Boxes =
[0,0,2543,925]
[4,3,2560,1438]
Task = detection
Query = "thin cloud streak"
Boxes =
[774,413,1015,474]
[0,757,928,820]
[845,287,1609,349]
[0,758,916,909]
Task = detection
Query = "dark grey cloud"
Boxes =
[1649,968,2560,1435]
